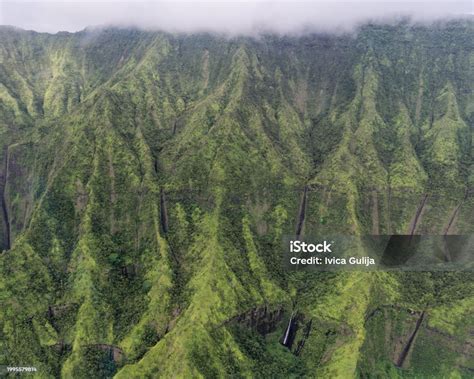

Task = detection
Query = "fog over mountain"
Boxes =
[1,0,472,34]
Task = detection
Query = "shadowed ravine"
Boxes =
[295,185,308,238]
[408,194,428,237]
[396,311,426,368]
[0,146,10,251]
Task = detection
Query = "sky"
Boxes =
[0,0,472,35]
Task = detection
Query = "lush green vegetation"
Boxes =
[0,20,473,378]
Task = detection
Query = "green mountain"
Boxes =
[0,20,473,378]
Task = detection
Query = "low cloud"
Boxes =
[1,1,472,35]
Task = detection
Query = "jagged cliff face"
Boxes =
[0,21,473,378]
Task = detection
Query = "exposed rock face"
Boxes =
[226,306,284,335]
